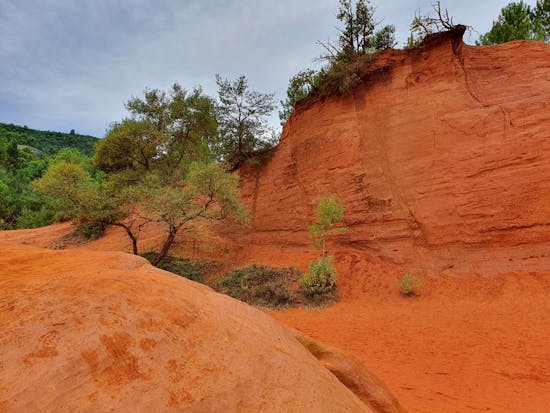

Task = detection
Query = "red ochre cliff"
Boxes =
[226,30,550,275]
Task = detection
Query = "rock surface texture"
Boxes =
[228,31,550,274]
[0,241,399,413]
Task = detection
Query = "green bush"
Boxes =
[15,205,55,229]
[214,265,303,309]
[141,253,213,282]
[311,58,364,98]
[398,273,421,297]
[300,256,337,298]
[76,222,106,240]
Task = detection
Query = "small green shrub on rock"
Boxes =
[398,273,421,297]
[300,256,337,298]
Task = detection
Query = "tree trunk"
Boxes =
[152,228,178,266]
[113,223,139,255]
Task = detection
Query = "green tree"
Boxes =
[137,163,248,266]
[308,196,348,257]
[372,25,397,51]
[33,160,142,254]
[533,0,550,41]
[94,84,217,183]
[301,197,346,299]
[319,0,395,61]
[477,1,549,45]
[279,69,317,125]
[213,75,276,169]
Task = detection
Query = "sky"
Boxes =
[0,0,539,137]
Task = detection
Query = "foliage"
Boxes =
[33,156,142,252]
[372,25,398,51]
[279,69,317,124]
[534,0,550,41]
[398,273,422,296]
[300,256,338,299]
[301,197,346,301]
[137,163,248,266]
[0,122,97,156]
[477,1,550,45]
[215,265,303,309]
[0,136,54,229]
[140,252,215,282]
[277,1,396,112]
[94,84,217,183]
[319,0,396,60]
[76,222,106,240]
[213,75,277,169]
[308,196,348,257]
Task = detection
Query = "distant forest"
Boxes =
[0,122,98,156]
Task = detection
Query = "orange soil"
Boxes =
[273,272,550,413]
[3,225,549,412]
[1,241,381,412]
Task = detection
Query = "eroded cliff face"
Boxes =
[230,32,550,274]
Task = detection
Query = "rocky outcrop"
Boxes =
[228,32,550,274]
[0,241,405,412]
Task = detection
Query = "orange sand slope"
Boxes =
[0,241,406,413]
[274,271,550,413]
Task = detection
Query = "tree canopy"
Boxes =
[213,75,276,169]
[279,69,317,125]
[478,0,550,45]
[36,82,250,264]
[94,84,217,183]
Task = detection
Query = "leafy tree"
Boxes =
[533,0,550,41]
[308,196,348,257]
[0,136,52,228]
[213,75,276,169]
[338,0,375,56]
[372,25,397,51]
[33,159,142,253]
[137,163,248,266]
[279,69,317,125]
[94,84,217,183]
[319,0,396,61]
[477,1,542,45]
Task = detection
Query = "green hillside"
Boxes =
[0,123,98,156]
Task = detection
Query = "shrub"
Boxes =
[300,256,337,298]
[311,58,365,98]
[141,253,213,282]
[398,273,421,297]
[76,222,106,240]
[214,265,302,309]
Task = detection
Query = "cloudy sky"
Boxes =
[0,0,539,137]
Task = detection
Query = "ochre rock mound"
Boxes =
[0,241,397,412]
[294,331,405,413]
[225,33,550,275]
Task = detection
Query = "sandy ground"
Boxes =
[2,225,549,412]
[272,272,550,413]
